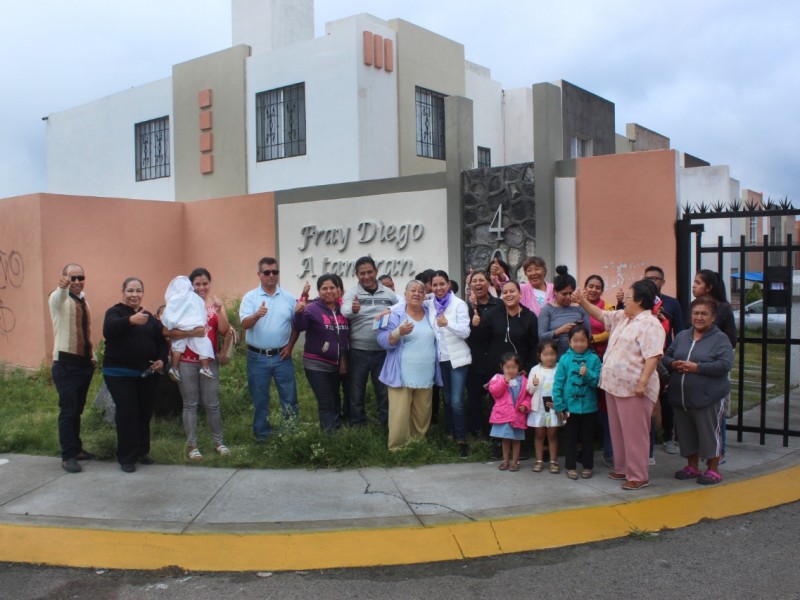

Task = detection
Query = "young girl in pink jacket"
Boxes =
[488,352,532,471]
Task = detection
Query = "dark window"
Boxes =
[415,86,446,160]
[135,116,170,181]
[256,83,306,161]
[477,146,491,168]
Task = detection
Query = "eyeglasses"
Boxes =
[644,276,663,282]
[70,275,85,282]
[260,269,280,276]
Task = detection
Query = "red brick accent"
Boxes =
[198,88,212,108]
[199,111,212,131]
[363,31,374,65]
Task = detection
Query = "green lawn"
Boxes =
[0,346,492,469]
[730,333,794,414]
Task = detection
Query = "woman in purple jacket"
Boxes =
[292,274,350,432]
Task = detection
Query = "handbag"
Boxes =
[217,327,240,365]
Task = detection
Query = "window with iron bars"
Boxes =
[256,83,306,161]
[415,86,446,160]
[477,146,491,168]
[135,116,170,181]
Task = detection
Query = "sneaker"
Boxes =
[138,454,155,465]
[607,471,626,480]
[457,442,469,459]
[168,367,182,382]
[120,463,136,473]
[61,457,81,473]
[649,456,656,466]
[75,450,95,460]
[622,479,650,490]
[199,367,215,379]
[663,440,679,455]
[215,445,231,457]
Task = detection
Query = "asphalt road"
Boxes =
[2,501,799,600]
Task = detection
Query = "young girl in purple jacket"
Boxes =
[488,353,532,471]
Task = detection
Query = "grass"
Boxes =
[729,331,794,414]
[0,344,493,469]
[627,527,660,541]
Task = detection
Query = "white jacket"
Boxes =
[426,294,472,368]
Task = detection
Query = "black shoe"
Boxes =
[458,442,469,458]
[137,455,155,465]
[61,457,81,473]
[491,443,503,460]
[75,450,95,461]
[120,463,136,473]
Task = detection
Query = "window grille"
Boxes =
[135,116,170,181]
[415,86,446,160]
[256,83,306,161]
[477,146,491,168]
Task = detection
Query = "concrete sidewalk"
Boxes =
[1,440,799,571]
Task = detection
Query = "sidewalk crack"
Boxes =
[181,468,238,534]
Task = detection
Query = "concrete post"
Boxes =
[445,95,474,291]
[532,82,562,270]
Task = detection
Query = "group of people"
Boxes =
[50,255,736,490]
[51,265,231,474]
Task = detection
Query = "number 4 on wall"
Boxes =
[489,204,505,240]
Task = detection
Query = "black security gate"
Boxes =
[676,201,800,446]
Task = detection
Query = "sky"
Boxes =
[1,0,798,204]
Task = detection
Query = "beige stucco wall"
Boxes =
[0,196,46,368]
[388,19,465,177]
[576,150,680,299]
[173,45,251,202]
[0,191,275,368]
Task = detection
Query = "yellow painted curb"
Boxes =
[1,465,798,571]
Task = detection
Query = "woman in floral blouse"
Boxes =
[578,280,665,491]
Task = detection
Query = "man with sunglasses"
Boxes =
[49,263,96,473]
[341,256,398,427]
[240,257,299,441]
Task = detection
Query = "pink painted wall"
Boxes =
[0,192,275,368]
[576,150,679,300]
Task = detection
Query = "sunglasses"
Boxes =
[70,275,86,282]
[260,269,280,276]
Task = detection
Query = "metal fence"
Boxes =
[676,205,800,447]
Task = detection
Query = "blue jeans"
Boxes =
[440,361,468,441]
[304,368,341,432]
[246,350,298,440]
[52,361,94,460]
[348,348,388,426]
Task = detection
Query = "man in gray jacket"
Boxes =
[341,256,398,426]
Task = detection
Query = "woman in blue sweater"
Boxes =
[554,326,602,480]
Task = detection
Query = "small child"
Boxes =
[553,326,602,480]
[526,340,564,474]
[161,276,215,382]
[488,353,531,471]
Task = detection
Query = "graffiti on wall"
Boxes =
[0,249,24,340]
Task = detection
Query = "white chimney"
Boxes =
[232,0,314,55]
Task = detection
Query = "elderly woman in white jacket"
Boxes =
[428,270,472,457]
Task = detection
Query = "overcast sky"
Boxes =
[1,0,798,204]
